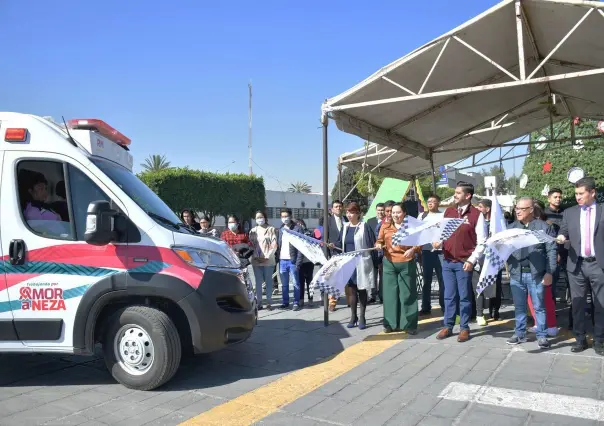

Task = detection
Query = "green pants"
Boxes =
[383,258,418,331]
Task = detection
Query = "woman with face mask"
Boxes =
[198,215,218,237]
[220,214,250,248]
[248,211,277,310]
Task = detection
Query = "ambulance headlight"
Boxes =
[173,247,239,269]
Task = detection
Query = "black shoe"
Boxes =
[595,342,604,356]
[492,310,500,321]
[368,297,376,305]
[571,339,588,353]
[279,303,289,309]
[419,310,431,316]
[383,326,393,333]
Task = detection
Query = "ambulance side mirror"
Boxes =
[84,200,118,245]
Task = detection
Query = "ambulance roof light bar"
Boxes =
[67,119,131,147]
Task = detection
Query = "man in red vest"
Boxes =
[434,181,487,342]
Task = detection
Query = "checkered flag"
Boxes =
[476,246,506,295]
[392,218,464,247]
[476,228,556,295]
[312,250,364,298]
[440,218,465,240]
[282,227,328,265]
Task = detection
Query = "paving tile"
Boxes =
[384,411,424,426]
[417,416,456,426]
[257,411,318,425]
[403,394,442,415]
[429,399,468,418]
[283,394,326,414]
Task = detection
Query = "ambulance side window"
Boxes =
[67,165,111,240]
[17,160,74,240]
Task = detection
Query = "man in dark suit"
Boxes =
[558,176,604,354]
[325,200,347,310]
[366,203,386,304]
[326,200,346,252]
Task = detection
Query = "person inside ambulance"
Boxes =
[22,171,69,237]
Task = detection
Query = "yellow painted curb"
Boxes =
[180,316,443,426]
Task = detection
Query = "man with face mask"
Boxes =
[276,209,303,310]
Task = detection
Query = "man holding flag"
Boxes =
[435,182,487,343]
[506,197,556,348]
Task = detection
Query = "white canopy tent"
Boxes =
[323,0,604,181]
[317,0,604,325]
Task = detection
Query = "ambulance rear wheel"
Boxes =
[103,306,181,391]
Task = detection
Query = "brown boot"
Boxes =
[458,329,470,343]
[436,328,452,340]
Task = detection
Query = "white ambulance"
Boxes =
[0,112,257,390]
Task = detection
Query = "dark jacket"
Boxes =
[325,214,348,257]
[276,222,303,268]
[559,203,604,272]
[507,219,557,283]
[334,221,378,268]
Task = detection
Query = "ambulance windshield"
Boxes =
[92,158,194,234]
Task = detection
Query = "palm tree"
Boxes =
[141,154,171,172]
[288,181,312,193]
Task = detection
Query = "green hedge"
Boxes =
[138,168,266,222]
[517,120,604,207]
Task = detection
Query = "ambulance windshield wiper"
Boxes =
[146,211,182,230]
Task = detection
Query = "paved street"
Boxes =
[1,275,603,425]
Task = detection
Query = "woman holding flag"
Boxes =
[376,203,422,333]
[334,202,377,329]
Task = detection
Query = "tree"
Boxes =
[517,119,604,206]
[138,168,265,225]
[141,154,171,172]
[288,181,312,193]
[355,172,385,197]
[331,167,368,211]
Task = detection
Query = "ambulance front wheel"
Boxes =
[103,305,182,391]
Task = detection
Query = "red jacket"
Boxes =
[443,205,481,262]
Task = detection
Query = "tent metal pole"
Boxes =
[429,152,437,193]
[338,161,342,200]
[321,111,330,327]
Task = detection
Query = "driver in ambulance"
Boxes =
[23,171,62,222]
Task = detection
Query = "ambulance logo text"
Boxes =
[19,287,67,311]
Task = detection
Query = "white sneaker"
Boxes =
[528,326,537,333]
[547,327,559,337]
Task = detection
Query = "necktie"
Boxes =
[585,206,592,257]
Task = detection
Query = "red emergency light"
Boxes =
[67,119,131,147]
[5,128,28,142]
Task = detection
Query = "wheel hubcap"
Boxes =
[114,326,155,375]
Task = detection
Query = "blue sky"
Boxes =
[0,0,523,192]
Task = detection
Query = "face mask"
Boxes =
[256,218,265,226]
[282,217,290,225]
[228,223,238,231]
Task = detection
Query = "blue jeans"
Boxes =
[253,265,274,305]
[421,250,444,312]
[279,260,300,305]
[510,272,547,339]
[443,260,473,330]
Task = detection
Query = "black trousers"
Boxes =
[298,262,314,303]
[348,283,368,322]
[569,259,604,342]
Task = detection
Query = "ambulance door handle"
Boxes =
[9,239,25,266]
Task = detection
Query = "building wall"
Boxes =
[265,190,332,229]
[211,190,332,231]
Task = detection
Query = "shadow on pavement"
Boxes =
[0,318,351,392]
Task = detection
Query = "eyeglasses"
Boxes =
[514,206,532,211]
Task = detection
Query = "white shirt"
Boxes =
[335,215,343,232]
[422,211,444,224]
[580,203,597,258]
[280,234,291,260]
